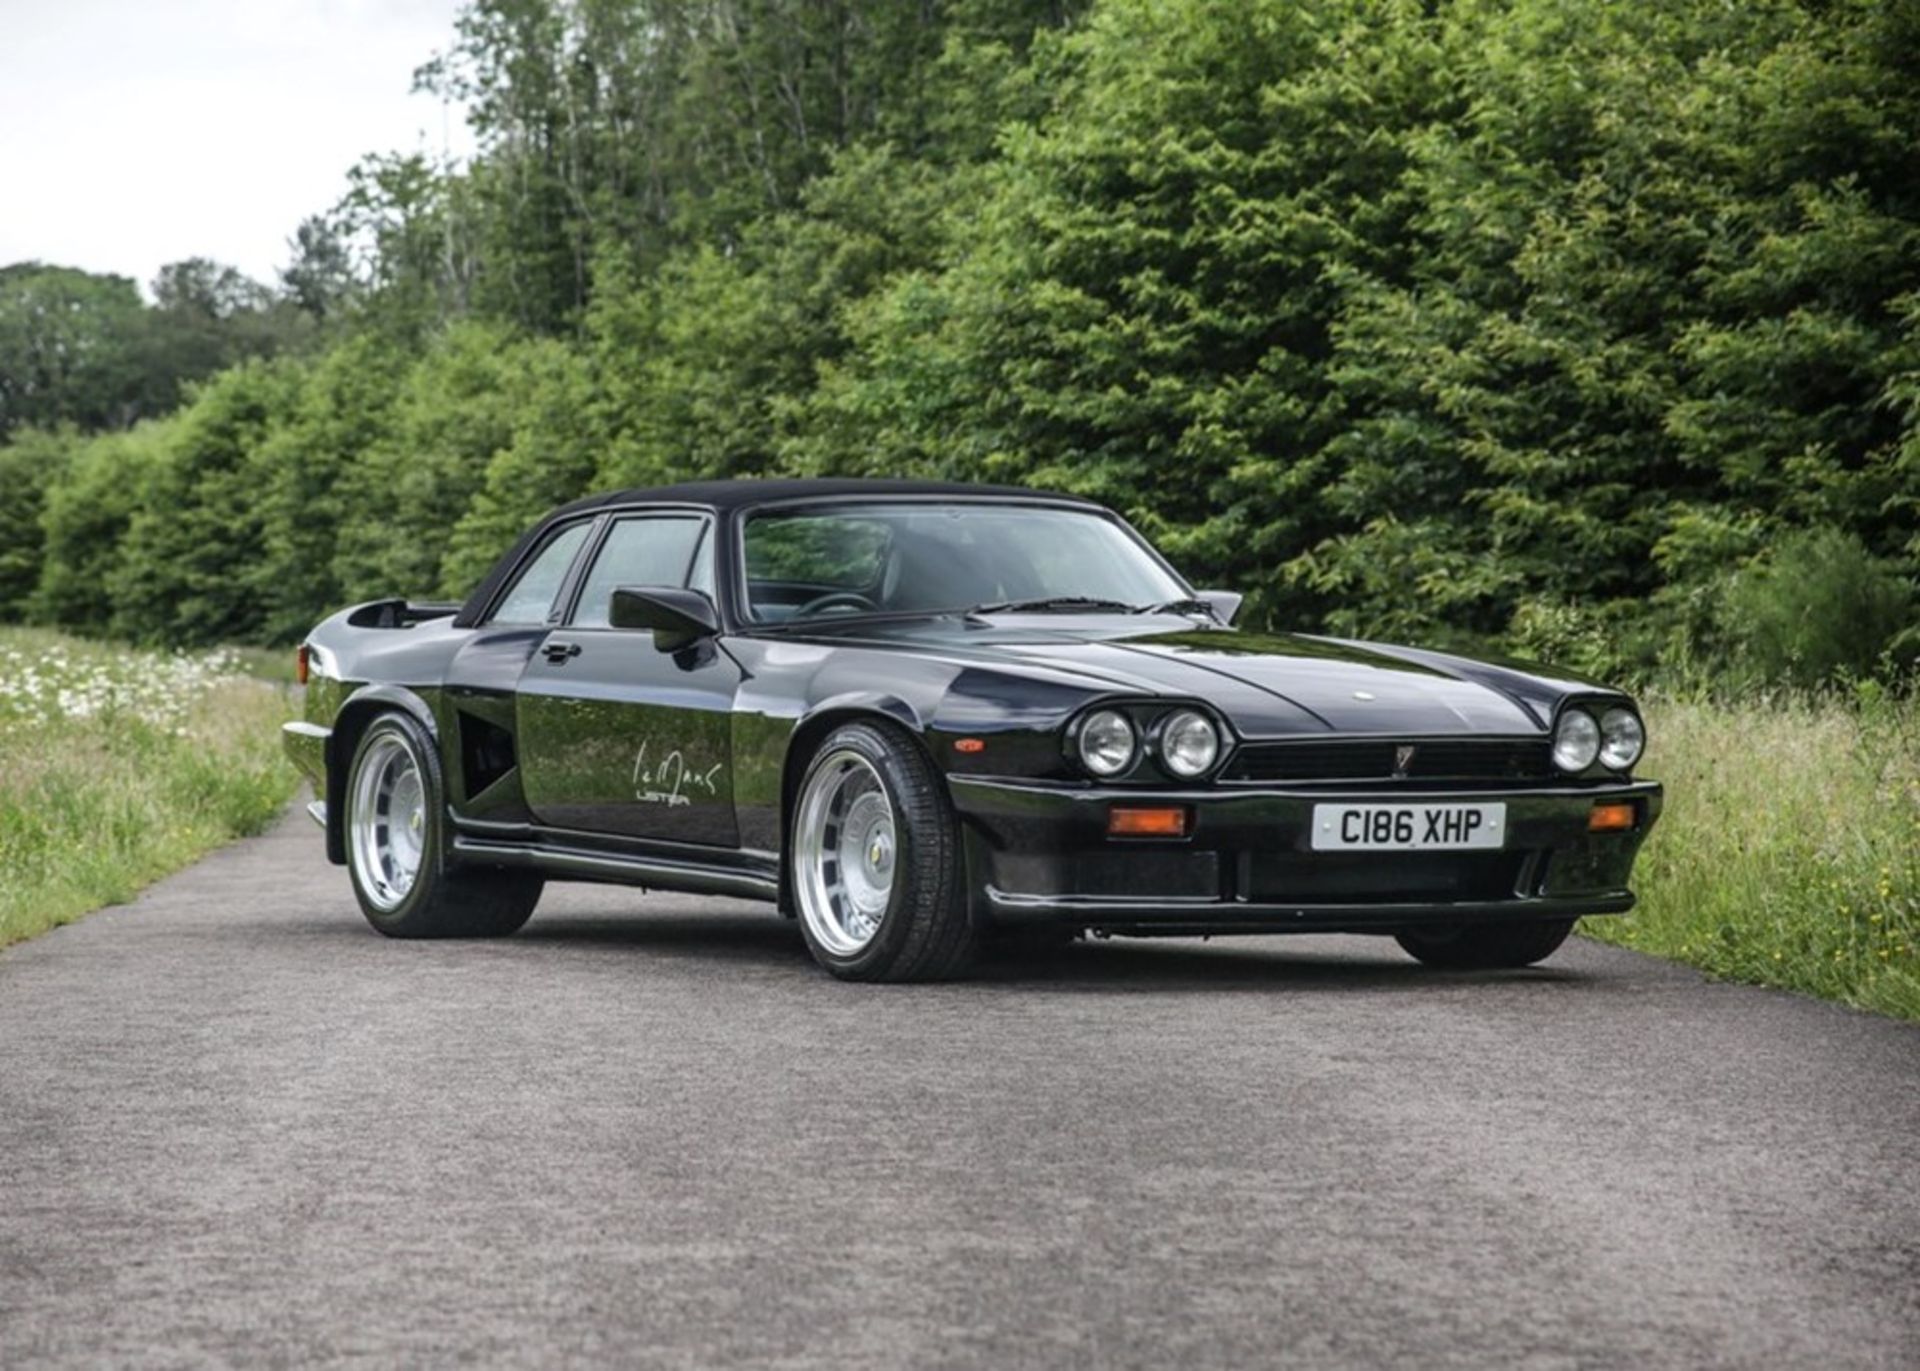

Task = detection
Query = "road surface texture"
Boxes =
[3,806,1917,1370]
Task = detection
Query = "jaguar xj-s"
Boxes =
[284,479,1662,981]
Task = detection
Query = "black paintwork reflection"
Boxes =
[303,597,1632,837]
[442,627,552,819]
[760,618,1550,737]
[516,628,742,846]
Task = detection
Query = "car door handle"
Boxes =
[542,640,582,664]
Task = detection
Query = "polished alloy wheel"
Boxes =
[794,749,898,957]
[349,731,427,912]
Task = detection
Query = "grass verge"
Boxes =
[1582,694,1920,1022]
[0,628,296,950]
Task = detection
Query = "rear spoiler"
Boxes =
[344,599,463,629]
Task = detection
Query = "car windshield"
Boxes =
[741,502,1188,624]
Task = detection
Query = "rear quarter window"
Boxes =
[488,522,591,625]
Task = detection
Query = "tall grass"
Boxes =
[1584,694,1920,1021]
[0,628,296,949]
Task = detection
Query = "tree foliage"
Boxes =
[3,0,1914,682]
[0,266,154,437]
[0,260,307,443]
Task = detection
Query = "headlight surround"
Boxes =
[1157,709,1220,778]
[1552,709,1601,773]
[1077,708,1137,777]
[1598,707,1645,771]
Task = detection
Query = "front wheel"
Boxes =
[345,711,543,938]
[1395,918,1575,969]
[790,720,976,982]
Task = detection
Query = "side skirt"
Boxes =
[450,833,780,904]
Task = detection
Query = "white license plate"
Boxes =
[1310,802,1506,851]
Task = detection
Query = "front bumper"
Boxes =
[948,775,1663,934]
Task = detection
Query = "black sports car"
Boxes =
[285,479,1662,981]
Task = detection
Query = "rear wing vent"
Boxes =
[458,710,517,798]
[345,599,462,630]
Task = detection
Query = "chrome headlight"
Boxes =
[1552,709,1600,773]
[1158,709,1220,778]
[1077,709,1136,777]
[1599,707,1644,771]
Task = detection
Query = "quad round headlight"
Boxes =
[1552,709,1600,773]
[1599,707,1645,771]
[1158,709,1220,778]
[1077,709,1137,777]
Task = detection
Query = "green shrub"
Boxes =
[0,429,72,619]
[1711,528,1916,688]
[110,361,302,645]
[31,421,174,634]
[1504,597,1645,685]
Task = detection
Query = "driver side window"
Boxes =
[570,515,710,628]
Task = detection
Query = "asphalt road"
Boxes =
[3,808,1917,1369]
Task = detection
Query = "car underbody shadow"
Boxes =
[508,904,1594,993]
[967,933,1590,993]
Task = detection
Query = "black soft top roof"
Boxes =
[547,476,1091,516]
[453,477,1096,626]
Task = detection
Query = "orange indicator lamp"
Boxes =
[1589,801,1636,833]
[1108,805,1189,838]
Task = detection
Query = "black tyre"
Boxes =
[1395,918,1575,970]
[344,711,543,938]
[789,720,976,982]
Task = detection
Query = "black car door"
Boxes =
[513,511,742,847]
[441,516,600,823]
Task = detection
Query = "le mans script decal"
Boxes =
[632,741,725,808]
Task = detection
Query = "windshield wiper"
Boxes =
[969,596,1141,615]
[1131,597,1221,620]
[755,607,967,632]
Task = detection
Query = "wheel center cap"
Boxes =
[866,829,892,874]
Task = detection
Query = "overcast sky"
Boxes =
[0,0,473,294]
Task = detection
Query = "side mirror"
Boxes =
[609,586,720,652]
[1195,589,1243,626]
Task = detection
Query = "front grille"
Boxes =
[1224,738,1553,785]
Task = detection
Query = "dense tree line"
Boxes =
[2,0,1915,687]
[0,259,308,441]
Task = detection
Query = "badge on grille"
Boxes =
[1393,744,1417,777]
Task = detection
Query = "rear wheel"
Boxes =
[791,721,975,982]
[1395,918,1574,969]
[345,711,543,938]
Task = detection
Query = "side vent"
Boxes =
[459,711,517,797]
